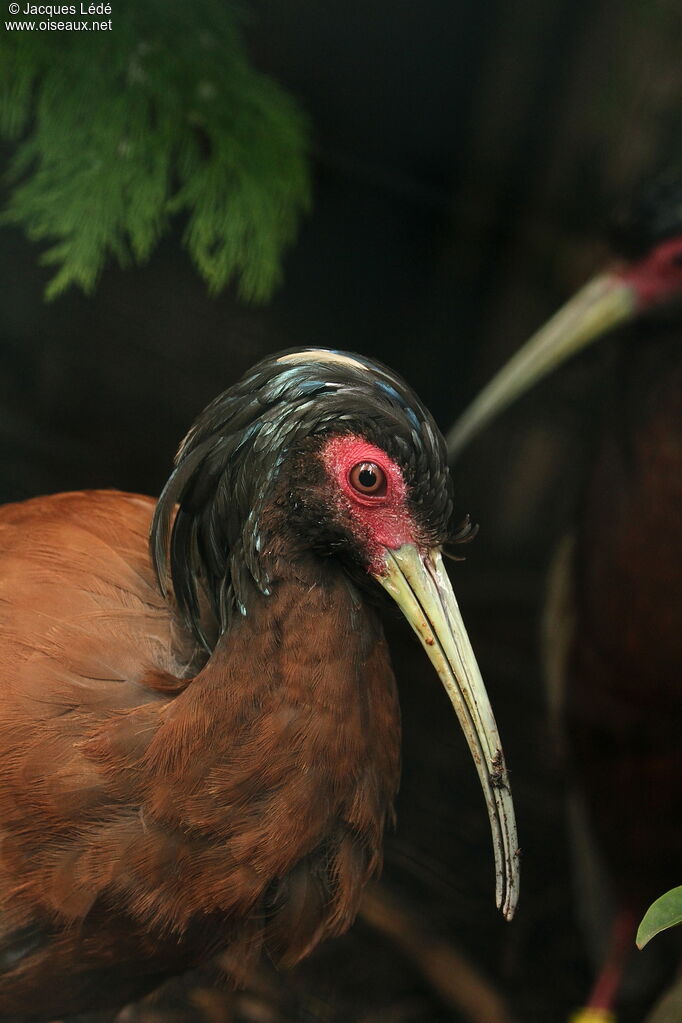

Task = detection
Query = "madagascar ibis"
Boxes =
[0,348,518,1019]
[447,173,682,1018]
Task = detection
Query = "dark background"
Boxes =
[1,2,681,1020]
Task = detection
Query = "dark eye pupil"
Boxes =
[349,461,386,496]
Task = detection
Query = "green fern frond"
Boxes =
[0,1,311,300]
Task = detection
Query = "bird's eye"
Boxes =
[349,462,387,496]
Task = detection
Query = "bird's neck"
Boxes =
[575,333,682,690]
[180,553,396,767]
[202,553,387,706]
[140,553,401,961]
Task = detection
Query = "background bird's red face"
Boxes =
[319,433,419,574]
[619,234,682,309]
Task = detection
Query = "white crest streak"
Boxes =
[276,350,369,372]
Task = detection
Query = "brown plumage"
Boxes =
[0,349,518,1019]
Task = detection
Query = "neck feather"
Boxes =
[137,556,401,966]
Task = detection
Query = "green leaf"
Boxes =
[0,1,310,301]
[636,886,682,949]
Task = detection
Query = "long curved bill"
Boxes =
[446,272,637,460]
[374,543,519,920]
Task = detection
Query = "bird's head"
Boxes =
[152,348,456,623]
[152,347,519,920]
[447,167,682,458]
[611,168,682,310]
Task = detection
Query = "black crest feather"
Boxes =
[610,166,682,260]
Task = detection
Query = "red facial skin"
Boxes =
[319,434,419,575]
[616,235,682,310]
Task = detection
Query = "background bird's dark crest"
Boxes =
[610,166,682,260]
[151,348,455,648]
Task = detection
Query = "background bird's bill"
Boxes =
[373,542,519,921]
[446,272,637,459]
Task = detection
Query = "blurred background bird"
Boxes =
[0,348,518,1020]
[447,170,682,1021]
